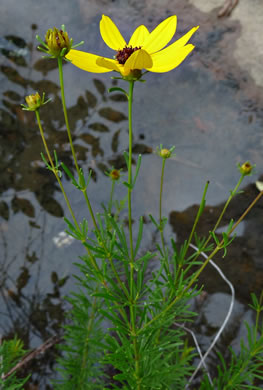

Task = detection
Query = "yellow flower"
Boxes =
[66,15,199,77]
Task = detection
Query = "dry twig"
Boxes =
[2,334,62,380]
[218,0,239,17]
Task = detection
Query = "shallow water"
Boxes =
[1,0,263,387]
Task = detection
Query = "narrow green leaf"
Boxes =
[61,162,77,185]
[122,181,133,190]
[149,214,160,229]
[132,154,142,186]
[108,87,128,99]
[123,150,129,169]
[134,216,144,257]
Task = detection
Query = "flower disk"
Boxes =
[116,46,141,65]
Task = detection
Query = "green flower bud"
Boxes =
[239,161,253,176]
[21,92,51,111]
[36,25,83,59]
[45,27,71,57]
[155,145,175,159]
[160,148,171,159]
[25,92,41,109]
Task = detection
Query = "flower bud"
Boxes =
[45,27,71,57]
[109,169,121,181]
[21,92,51,111]
[160,148,171,159]
[239,161,253,176]
[25,92,41,110]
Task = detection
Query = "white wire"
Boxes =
[185,243,235,388]
[175,322,213,386]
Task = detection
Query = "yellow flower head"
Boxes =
[66,15,199,77]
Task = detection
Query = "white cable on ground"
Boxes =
[185,243,235,388]
[175,322,213,387]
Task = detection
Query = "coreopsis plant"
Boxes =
[15,13,263,390]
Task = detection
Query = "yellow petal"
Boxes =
[124,49,153,73]
[128,25,150,47]
[100,14,126,51]
[143,15,177,54]
[171,26,199,48]
[66,49,112,73]
[96,57,121,72]
[148,44,195,73]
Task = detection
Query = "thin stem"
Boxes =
[185,181,209,256]
[212,174,245,235]
[159,158,166,251]
[35,110,78,230]
[57,57,124,291]
[255,290,263,336]
[57,57,108,259]
[78,292,98,387]
[127,80,141,388]
[82,190,100,233]
[128,80,134,262]
[36,111,130,331]
[108,180,115,215]
[35,110,102,278]
[57,56,80,175]
[158,157,172,283]
[192,175,244,262]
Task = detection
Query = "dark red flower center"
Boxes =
[56,30,66,47]
[116,46,141,65]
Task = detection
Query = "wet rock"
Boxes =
[202,292,244,329]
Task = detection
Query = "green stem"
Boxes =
[185,181,209,256]
[78,292,98,387]
[35,110,78,230]
[255,290,263,335]
[191,174,245,264]
[108,180,115,215]
[82,191,100,233]
[58,59,104,241]
[36,111,130,329]
[128,80,134,262]
[57,56,80,175]
[138,190,263,335]
[127,80,141,388]
[36,110,102,279]
[58,57,106,254]
[212,174,245,235]
[159,158,166,252]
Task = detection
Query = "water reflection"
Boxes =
[0,219,66,388]
[170,177,263,303]
[0,30,153,217]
